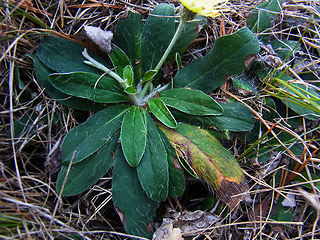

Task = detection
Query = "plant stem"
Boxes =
[139,19,186,99]
[82,49,140,105]
[155,19,185,72]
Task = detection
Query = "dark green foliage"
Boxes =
[30,55,104,111]
[137,112,169,202]
[115,13,143,82]
[112,147,158,239]
[171,102,255,132]
[160,88,223,116]
[36,36,109,74]
[148,98,177,128]
[56,134,119,196]
[49,72,129,103]
[140,3,175,74]
[60,106,128,164]
[247,0,283,36]
[174,27,260,92]
[32,3,265,238]
[121,106,147,167]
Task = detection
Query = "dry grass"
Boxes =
[1,0,320,239]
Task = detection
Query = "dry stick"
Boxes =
[221,89,301,163]
[8,34,27,203]
[288,148,319,184]
[49,151,77,229]
[67,1,147,14]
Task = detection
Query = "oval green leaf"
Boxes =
[61,105,129,165]
[121,106,146,167]
[160,88,223,116]
[174,27,260,92]
[56,133,118,196]
[140,3,175,74]
[112,147,158,239]
[171,102,255,131]
[142,69,157,82]
[109,46,131,78]
[49,72,129,103]
[137,112,169,201]
[30,55,104,111]
[148,98,177,128]
[123,65,134,86]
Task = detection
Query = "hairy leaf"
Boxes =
[148,98,177,128]
[137,111,169,201]
[140,3,175,75]
[112,147,158,238]
[115,12,143,82]
[123,65,134,86]
[174,27,260,92]
[56,133,118,196]
[160,88,223,116]
[171,102,255,131]
[109,46,132,78]
[121,106,146,167]
[49,72,129,103]
[30,55,103,111]
[36,36,109,74]
[61,105,129,165]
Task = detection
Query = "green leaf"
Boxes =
[56,133,118,196]
[247,0,282,36]
[140,3,175,75]
[167,16,203,63]
[158,129,185,198]
[174,27,260,92]
[271,39,301,60]
[142,70,157,83]
[123,65,134,86]
[171,102,255,131]
[137,112,169,201]
[148,98,177,128]
[121,106,146,167]
[30,55,104,111]
[61,105,129,165]
[115,12,143,82]
[49,72,129,103]
[158,123,248,208]
[271,199,294,222]
[109,47,132,78]
[36,36,108,74]
[124,86,137,95]
[160,88,223,116]
[112,147,158,238]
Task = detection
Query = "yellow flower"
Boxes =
[180,0,229,17]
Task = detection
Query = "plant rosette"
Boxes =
[32,1,260,238]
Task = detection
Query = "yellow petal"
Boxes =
[180,0,229,17]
